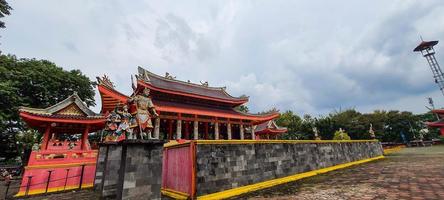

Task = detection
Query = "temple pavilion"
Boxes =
[16,93,105,196]
[97,67,283,140]
[425,109,444,136]
[254,120,287,140]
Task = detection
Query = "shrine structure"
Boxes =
[16,93,105,196]
[425,109,444,136]
[97,67,281,140]
[254,120,287,140]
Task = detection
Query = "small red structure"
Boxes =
[16,93,105,196]
[425,109,444,136]
[254,120,287,140]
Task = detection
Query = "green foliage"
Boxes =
[333,129,351,140]
[0,0,12,28]
[0,54,96,162]
[275,108,438,143]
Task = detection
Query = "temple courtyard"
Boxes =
[234,145,444,200]
[2,145,444,199]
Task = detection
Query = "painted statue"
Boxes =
[116,105,136,139]
[129,88,159,139]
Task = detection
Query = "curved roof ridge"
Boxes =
[138,66,249,101]
[20,93,99,117]
[231,107,280,117]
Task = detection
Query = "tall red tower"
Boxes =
[414,40,444,96]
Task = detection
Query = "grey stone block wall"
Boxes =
[94,145,107,192]
[94,140,165,200]
[97,143,122,199]
[195,141,383,196]
[119,143,164,200]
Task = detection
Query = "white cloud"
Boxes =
[2,0,444,115]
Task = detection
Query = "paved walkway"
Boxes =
[234,145,444,200]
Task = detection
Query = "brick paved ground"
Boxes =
[2,145,443,199]
[234,145,444,200]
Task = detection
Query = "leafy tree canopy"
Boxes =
[275,108,440,143]
[0,0,12,28]
[0,54,96,161]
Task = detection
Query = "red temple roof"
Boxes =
[255,120,287,135]
[97,73,280,124]
[19,93,105,131]
[137,67,248,105]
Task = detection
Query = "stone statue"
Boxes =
[312,127,321,140]
[129,88,159,139]
[369,123,376,139]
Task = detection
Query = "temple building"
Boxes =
[254,120,287,140]
[16,93,105,196]
[97,67,283,140]
[425,109,444,136]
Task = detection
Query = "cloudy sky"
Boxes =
[2,0,444,115]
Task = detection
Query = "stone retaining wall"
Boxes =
[195,141,383,196]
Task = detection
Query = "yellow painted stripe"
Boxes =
[195,139,378,145]
[383,145,405,155]
[15,183,93,197]
[161,188,189,199]
[25,162,96,169]
[197,155,384,200]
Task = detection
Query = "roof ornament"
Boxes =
[97,75,115,89]
[200,81,209,87]
[165,72,176,80]
[137,66,151,82]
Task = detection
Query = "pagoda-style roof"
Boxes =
[255,120,287,134]
[136,67,248,105]
[19,93,105,130]
[97,74,279,124]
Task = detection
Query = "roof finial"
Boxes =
[420,35,424,42]
[200,81,209,87]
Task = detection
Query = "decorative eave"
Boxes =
[137,66,249,106]
[19,93,100,118]
[19,93,105,129]
[153,100,279,124]
[97,75,130,113]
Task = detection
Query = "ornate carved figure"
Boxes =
[129,88,159,139]
[116,105,135,139]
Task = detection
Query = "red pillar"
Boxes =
[440,128,444,136]
[81,125,90,150]
[204,122,209,139]
[41,125,51,150]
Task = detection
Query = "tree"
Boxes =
[0,0,12,28]
[0,54,96,162]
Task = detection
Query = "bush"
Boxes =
[333,129,351,140]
